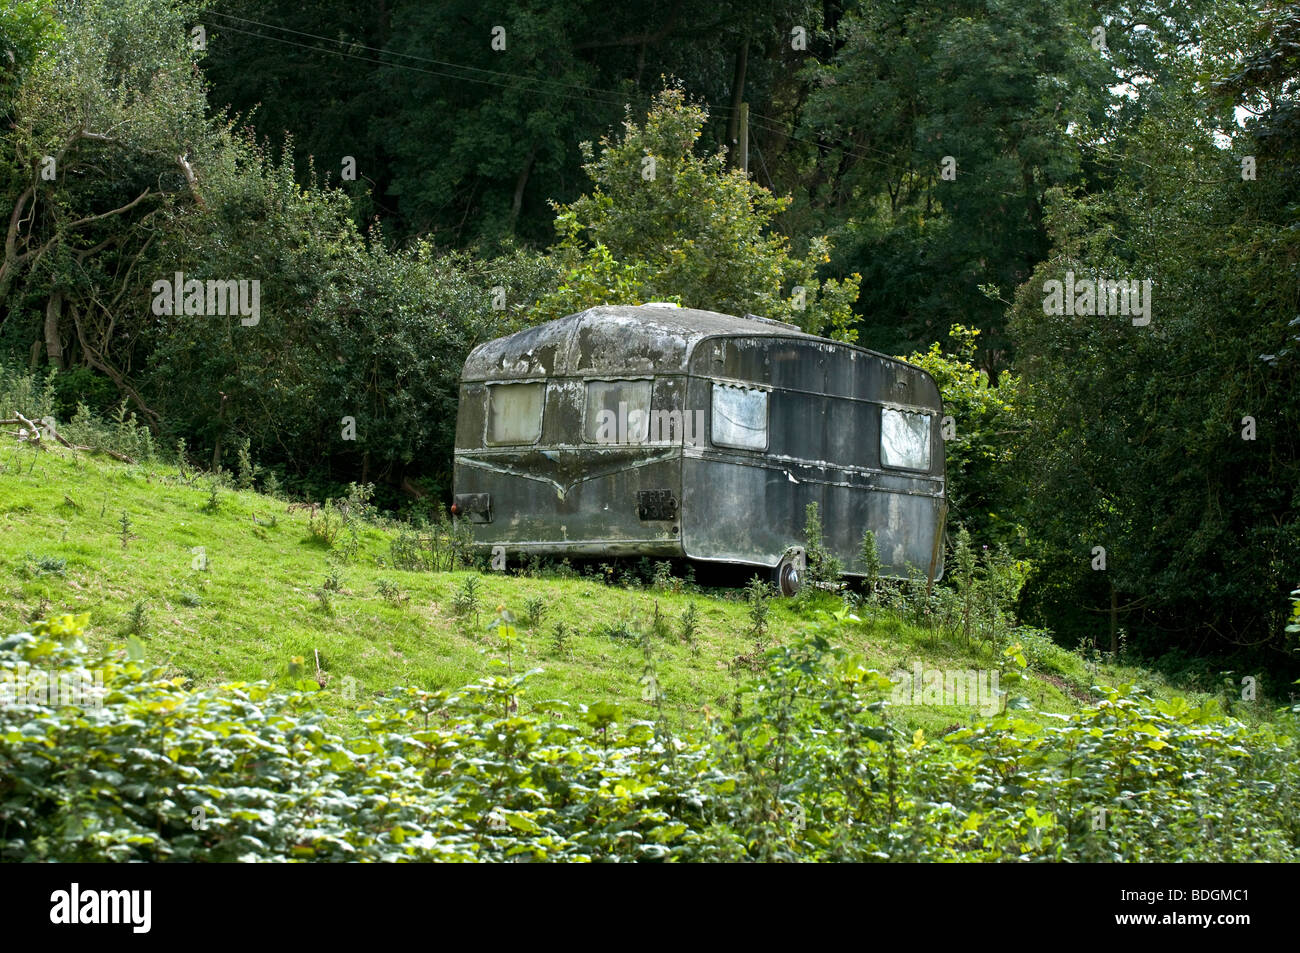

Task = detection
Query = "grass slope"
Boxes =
[0,444,1222,733]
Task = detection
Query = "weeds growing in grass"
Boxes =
[952,526,977,645]
[299,485,375,558]
[20,553,66,577]
[123,601,147,637]
[335,483,375,562]
[376,578,404,604]
[54,400,158,463]
[313,587,334,615]
[389,506,474,572]
[639,623,663,708]
[859,528,882,603]
[262,471,282,499]
[804,502,843,587]
[452,576,481,632]
[25,596,52,623]
[730,578,776,673]
[679,603,701,655]
[307,501,343,548]
[649,560,680,593]
[650,601,672,641]
[745,576,773,652]
[175,438,191,484]
[235,437,260,490]
[550,621,572,657]
[524,597,546,631]
[597,618,638,642]
[118,511,134,549]
[489,607,520,681]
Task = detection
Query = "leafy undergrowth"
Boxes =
[0,447,1240,739]
[2,614,1296,862]
[3,449,1297,861]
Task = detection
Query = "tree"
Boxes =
[200,0,826,248]
[898,325,1021,546]
[145,142,554,494]
[794,0,1113,365]
[1008,1,1300,669]
[0,0,211,415]
[536,86,860,336]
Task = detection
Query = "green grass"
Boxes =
[0,442,1233,734]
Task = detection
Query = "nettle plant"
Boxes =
[389,507,474,572]
[1,613,1296,862]
[802,502,843,588]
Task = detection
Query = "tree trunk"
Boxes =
[725,38,749,168]
[44,292,65,370]
[68,299,162,429]
[1109,584,1118,656]
[509,145,538,234]
[212,393,228,470]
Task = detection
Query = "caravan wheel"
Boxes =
[773,547,806,598]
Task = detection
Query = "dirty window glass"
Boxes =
[486,382,544,445]
[711,383,768,451]
[584,379,652,444]
[880,408,931,470]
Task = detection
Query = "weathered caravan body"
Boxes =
[452,304,945,594]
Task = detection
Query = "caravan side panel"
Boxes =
[680,335,944,576]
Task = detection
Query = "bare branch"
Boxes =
[60,188,154,232]
[176,154,205,208]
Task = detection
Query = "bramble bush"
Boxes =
[1,613,1295,861]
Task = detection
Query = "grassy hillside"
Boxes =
[0,442,1227,733]
[6,441,1298,864]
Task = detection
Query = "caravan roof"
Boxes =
[461,304,840,382]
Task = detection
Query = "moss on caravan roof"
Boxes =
[461,304,842,381]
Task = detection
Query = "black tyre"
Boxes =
[773,548,805,597]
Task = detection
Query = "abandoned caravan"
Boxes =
[452,303,945,596]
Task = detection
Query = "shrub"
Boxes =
[803,502,843,587]
[2,614,1295,862]
[858,528,882,599]
[0,362,56,423]
[452,576,481,631]
[389,510,473,572]
[307,501,343,548]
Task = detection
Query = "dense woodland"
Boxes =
[1,0,1298,678]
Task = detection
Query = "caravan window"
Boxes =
[711,383,768,451]
[583,379,652,444]
[485,382,545,446]
[880,408,931,470]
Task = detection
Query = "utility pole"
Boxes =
[739,103,749,177]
